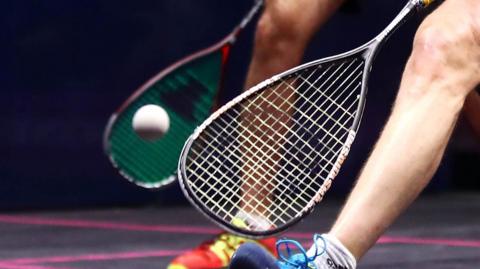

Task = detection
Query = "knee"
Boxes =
[411,0,480,60]
[411,24,458,65]
[252,10,308,62]
[405,18,480,97]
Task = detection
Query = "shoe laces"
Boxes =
[276,234,326,269]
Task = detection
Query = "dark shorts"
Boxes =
[341,0,360,13]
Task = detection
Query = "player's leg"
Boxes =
[330,0,480,259]
[244,0,346,88]
[231,0,480,268]
[239,0,347,221]
[168,1,345,269]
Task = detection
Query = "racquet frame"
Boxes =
[103,0,264,188]
[178,0,434,237]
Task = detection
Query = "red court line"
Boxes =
[1,214,480,249]
[0,250,187,265]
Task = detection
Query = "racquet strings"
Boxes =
[184,56,365,232]
[108,49,226,187]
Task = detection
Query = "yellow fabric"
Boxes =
[167,218,273,268]
[167,265,187,269]
[209,233,251,265]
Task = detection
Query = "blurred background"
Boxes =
[2,0,479,211]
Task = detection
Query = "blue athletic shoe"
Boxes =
[230,235,326,269]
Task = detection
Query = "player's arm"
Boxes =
[463,89,480,139]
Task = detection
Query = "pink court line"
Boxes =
[0,250,186,265]
[0,263,73,269]
[0,215,221,235]
[1,214,480,249]
[377,236,480,248]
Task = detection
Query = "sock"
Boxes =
[307,233,357,269]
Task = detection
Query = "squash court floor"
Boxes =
[0,192,479,269]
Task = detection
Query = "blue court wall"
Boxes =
[1,0,477,210]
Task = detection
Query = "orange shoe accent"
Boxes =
[167,233,276,269]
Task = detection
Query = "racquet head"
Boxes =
[103,0,263,188]
[178,0,434,237]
